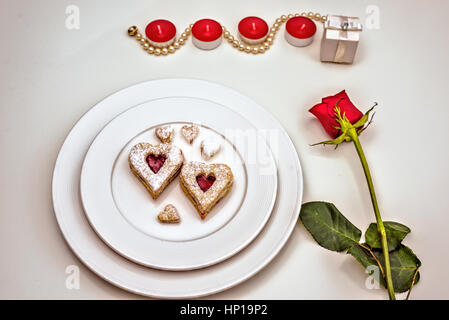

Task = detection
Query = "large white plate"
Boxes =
[80,97,277,270]
[52,79,303,298]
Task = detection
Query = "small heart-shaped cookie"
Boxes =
[179,161,233,219]
[200,139,221,160]
[181,124,199,144]
[155,125,174,143]
[129,143,184,199]
[157,204,180,223]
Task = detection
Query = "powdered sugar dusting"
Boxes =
[128,143,183,196]
[200,138,222,160]
[181,124,199,144]
[157,204,180,223]
[155,125,174,143]
[180,161,233,215]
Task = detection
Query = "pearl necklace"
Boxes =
[127,12,326,56]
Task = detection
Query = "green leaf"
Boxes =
[348,243,378,270]
[375,245,421,293]
[365,221,411,251]
[348,243,386,288]
[349,244,421,293]
[299,202,362,252]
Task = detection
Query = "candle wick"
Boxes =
[157,25,162,35]
[300,24,306,31]
[206,25,210,32]
[251,22,256,31]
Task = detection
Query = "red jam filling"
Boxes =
[196,174,216,192]
[146,154,167,173]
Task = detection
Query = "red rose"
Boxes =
[309,90,364,138]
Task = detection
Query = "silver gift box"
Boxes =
[320,15,363,64]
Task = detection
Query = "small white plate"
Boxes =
[52,79,303,298]
[80,97,278,270]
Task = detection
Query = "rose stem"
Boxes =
[347,127,396,300]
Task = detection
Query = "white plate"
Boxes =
[80,97,277,270]
[52,79,303,298]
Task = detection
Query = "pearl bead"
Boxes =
[228,35,234,42]
[154,48,161,55]
[266,37,273,43]
[269,32,275,38]
[173,42,180,49]
[181,32,188,39]
[281,15,288,22]
[270,27,277,33]
[223,31,230,38]
[244,45,251,53]
[162,48,168,55]
[276,18,282,24]
[143,43,149,50]
[238,44,245,51]
[259,45,265,52]
[232,40,239,47]
[136,33,142,40]
[252,47,259,54]
[263,42,270,49]
[148,46,155,54]
[178,38,185,45]
[295,13,300,17]
[168,45,175,53]
[288,14,294,19]
[139,38,146,45]
[273,23,280,29]
[189,24,194,29]
[185,28,191,34]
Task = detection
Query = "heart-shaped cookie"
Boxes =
[200,138,222,160]
[129,143,184,199]
[157,204,180,223]
[179,161,233,219]
[181,124,199,144]
[155,125,174,143]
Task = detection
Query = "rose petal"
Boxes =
[323,90,363,124]
[309,102,340,138]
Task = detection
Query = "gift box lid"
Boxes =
[324,15,362,41]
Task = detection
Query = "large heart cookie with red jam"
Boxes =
[179,161,233,219]
[128,143,184,199]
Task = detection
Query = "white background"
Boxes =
[1,0,448,299]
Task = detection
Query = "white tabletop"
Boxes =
[1,0,447,299]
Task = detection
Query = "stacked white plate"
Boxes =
[52,79,303,298]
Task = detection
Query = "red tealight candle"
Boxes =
[145,19,176,48]
[238,16,269,44]
[192,19,223,50]
[285,16,317,47]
